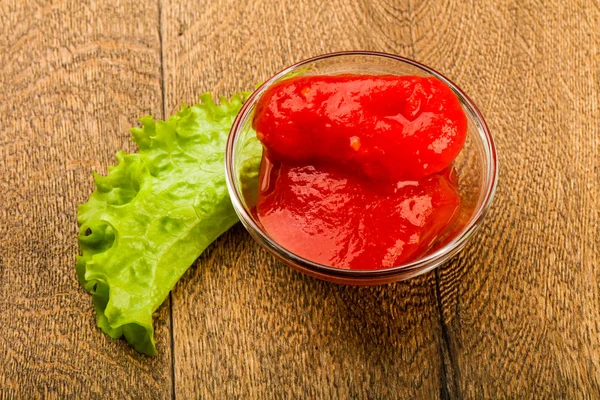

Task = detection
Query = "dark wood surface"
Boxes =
[1,0,599,398]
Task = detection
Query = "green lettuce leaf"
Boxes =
[76,92,259,355]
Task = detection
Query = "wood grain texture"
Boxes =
[171,227,444,398]
[2,0,600,398]
[0,0,173,398]
[162,0,447,397]
[422,1,600,397]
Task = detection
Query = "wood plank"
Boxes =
[0,0,173,398]
[409,0,600,397]
[162,0,447,397]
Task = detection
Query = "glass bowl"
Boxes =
[225,51,497,285]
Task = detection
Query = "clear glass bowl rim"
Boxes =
[225,50,498,279]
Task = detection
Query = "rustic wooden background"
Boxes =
[1,0,599,398]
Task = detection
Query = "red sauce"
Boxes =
[254,75,467,181]
[253,75,467,270]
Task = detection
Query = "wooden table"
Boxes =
[1,0,599,398]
